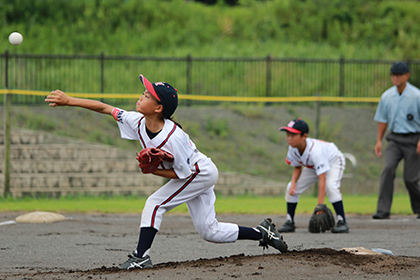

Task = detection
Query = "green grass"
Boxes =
[0,194,414,216]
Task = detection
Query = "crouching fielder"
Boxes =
[277,119,349,234]
[45,74,287,270]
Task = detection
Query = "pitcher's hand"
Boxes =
[45,90,70,107]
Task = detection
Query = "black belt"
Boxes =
[391,132,420,136]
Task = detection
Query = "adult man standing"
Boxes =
[373,61,420,219]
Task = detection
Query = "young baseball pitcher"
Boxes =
[277,118,349,234]
[45,74,287,270]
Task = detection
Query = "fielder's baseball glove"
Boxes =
[136,148,174,174]
[308,204,335,233]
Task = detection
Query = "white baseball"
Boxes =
[8,32,23,45]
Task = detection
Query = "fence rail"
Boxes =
[2,51,420,105]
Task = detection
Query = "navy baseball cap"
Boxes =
[139,74,178,118]
[279,118,309,134]
[390,61,409,74]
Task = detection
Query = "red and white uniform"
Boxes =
[113,108,239,243]
[284,138,346,203]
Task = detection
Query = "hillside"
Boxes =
[2,103,409,195]
[2,0,420,59]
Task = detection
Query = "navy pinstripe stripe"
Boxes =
[150,163,200,228]
[338,154,345,179]
[137,117,146,148]
[138,120,176,149]
[157,123,177,149]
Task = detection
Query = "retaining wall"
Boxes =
[0,129,285,197]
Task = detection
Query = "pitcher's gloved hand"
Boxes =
[136,148,174,174]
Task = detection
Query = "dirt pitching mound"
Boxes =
[5,248,420,280]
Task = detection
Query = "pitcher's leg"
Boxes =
[187,186,239,243]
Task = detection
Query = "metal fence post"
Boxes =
[313,92,321,197]
[100,51,105,97]
[186,54,192,107]
[3,50,11,197]
[266,54,272,98]
[314,93,321,139]
[339,56,345,98]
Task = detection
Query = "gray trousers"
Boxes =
[376,132,420,214]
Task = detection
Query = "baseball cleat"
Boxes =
[331,220,349,233]
[119,252,153,270]
[257,218,288,253]
[278,220,296,233]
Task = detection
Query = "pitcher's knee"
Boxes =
[195,222,225,243]
[197,228,219,242]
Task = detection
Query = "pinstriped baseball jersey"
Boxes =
[285,138,340,176]
[112,108,206,180]
[112,108,239,241]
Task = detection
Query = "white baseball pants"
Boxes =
[285,153,346,203]
[140,158,239,243]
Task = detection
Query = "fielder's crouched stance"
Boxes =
[277,119,350,234]
[45,74,287,271]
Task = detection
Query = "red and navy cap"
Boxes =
[139,74,178,118]
[279,118,309,134]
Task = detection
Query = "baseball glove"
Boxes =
[136,148,174,174]
[308,204,335,233]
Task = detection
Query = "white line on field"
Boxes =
[0,220,17,226]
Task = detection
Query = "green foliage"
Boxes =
[230,104,264,119]
[14,107,56,131]
[1,0,420,59]
[206,117,229,138]
[319,117,343,142]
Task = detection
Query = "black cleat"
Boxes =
[278,220,296,233]
[119,252,153,270]
[257,218,288,253]
[331,220,349,233]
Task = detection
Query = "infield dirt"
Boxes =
[1,212,420,279]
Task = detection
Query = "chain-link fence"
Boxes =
[2,51,420,105]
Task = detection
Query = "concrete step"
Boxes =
[0,128,286,198]
[0,144,134,160]
[0,128,92,145]
[2,159,139,174]
[5,172,162,188]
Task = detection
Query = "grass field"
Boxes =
[0,194,414,216]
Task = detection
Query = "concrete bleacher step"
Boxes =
[0,129,163,197]
[0,128,285,197]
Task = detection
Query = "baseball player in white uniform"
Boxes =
[45,74,287,270]
[277,119,349,233]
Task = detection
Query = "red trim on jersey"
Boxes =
[137,117,146,148]
[285,158,291,165]
[150,163,200,228]
[156,123,177,149]
[138,121,176,150]
[338,155,345,179]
